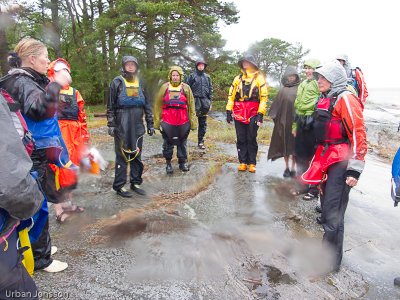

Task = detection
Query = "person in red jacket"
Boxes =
[47,58,88,222]
[301,60,367,272]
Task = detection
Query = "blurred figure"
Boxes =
[292,59,320,199]
[268,66,300,177]
[47,58,89,223]
[107,56,154,198]
[302,60,367,272]
[154,66,197,174]
[0,93,43,299]
[0,38,70,272]
[185,59,213,149]
[226,55,268,173]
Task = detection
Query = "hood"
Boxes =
[48,58,71,82]
[336,53,352,78]
[281,66,300,87]
[168,66,184,86]
[238,55,259,70]
[195,59,207,69]
[315,60,348,98]
[303,58,320,70]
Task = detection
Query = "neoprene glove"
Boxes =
[108,127,115,137]
[147,128,155,136]
[255,113,263,125]
[226,110,233,124]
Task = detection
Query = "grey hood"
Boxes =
[315,60,348,98]
[281,66,300,87]
[336,53,352,78]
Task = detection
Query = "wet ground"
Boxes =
[34,119,400,300]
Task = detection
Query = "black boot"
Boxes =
[179,162,189,172]
[166,161,173,174]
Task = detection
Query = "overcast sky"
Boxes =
[219,0,400,89]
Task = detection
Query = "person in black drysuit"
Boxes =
[107,56,154,198]
[185,59,213,149]
[0,94,44,299]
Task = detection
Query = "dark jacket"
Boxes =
[0,95,43,237]
[185,65,213,115]
[267,66,300,161]
[0,68,61,121]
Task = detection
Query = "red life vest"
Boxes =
[161,84,189,126]
[233,75,260,124]
[301,93,351,184]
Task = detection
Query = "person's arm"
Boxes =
[141,83,154,132]
[107,78,120,129]
[76,89,89,144]
[257,74,268,116]
[226,75,240,111]
[153,84,166,130]
[185,84,197,130]
[338,94,367,180]
[18,78,61,121]
[0,99,43,221]
[208,75,213,101]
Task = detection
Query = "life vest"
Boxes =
[233,75,261,124]
[301,92,351,184]
[58,87,78,120]
[0,89,35,155]
[349,67,368,107]
[161,84,189,126]
[117,76,145,107]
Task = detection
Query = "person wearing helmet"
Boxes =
[153,66,197,174]
[301,60,367,273]
[47,58,88,222]
[107,56,154,198]
[226,55,268,173]
[185,59,213,149]
[291,58,320,199]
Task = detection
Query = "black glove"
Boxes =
[255,113,263,125]
[226,110,233,124]
[108,127,115,137]
[147,128,155,136]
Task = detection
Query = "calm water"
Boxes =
[365,88,400,126]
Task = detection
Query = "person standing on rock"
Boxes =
[226,55,268,173]
[301,60,367,273]
[267,66,300,177]
[291,59,320,199]
[153,66,197,174]
[107,56,154,198]
[185,59,213,150]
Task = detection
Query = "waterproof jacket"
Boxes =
[292,79,319,131]
[0,95,43,237]
[107,75,154,151]
[154,82,197,130]
[267,66,300,160]
[226,69,268,124]
[0,68,61,121]
[185,65,213,115]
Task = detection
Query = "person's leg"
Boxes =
[112,136,128,191]
[234,120,248,165]
[162,134,174,173]
[177,139,189,171]
[321,161,350,271]
[247,117,259,166]
[0,230,38,300]
[283,156,291,177]
[198,115,207,146]
[31,219,53,270]
[129,136,145,195]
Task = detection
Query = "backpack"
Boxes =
[0,88,35,155]
[349,67,368,106]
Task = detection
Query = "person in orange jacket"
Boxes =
[301,60,367,272]
[47,58,89,223]
[226,55,268,173]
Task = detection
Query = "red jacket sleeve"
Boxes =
[76,89,89,144]
[336,93,367,177]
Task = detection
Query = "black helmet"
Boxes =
[238,55,259,70]
[195,59,207,68]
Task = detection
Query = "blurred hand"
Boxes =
[292,129,296,137]
[147,128,155,136]
[346,176,358,187]
[108,127,115,137]
[255,113,263,126]
[54,69,72,87]
[226,110,233,124]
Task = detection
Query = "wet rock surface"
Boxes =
[34,121,400,299]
